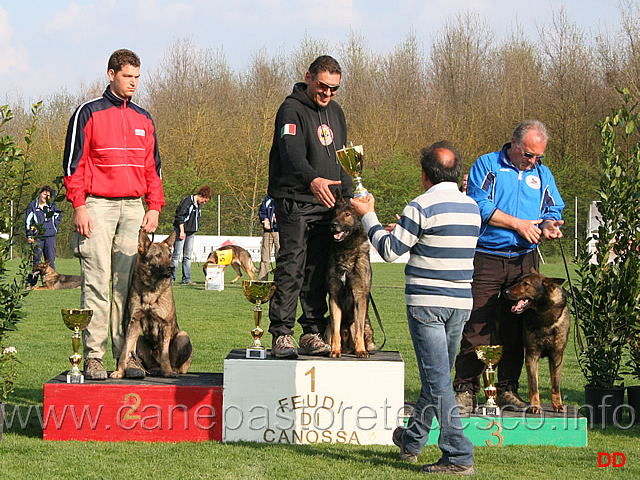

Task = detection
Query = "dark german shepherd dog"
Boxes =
[503,269,570,413]
[202,245,258,284]
[32,259,82,290]
[326,193,376,358]
[111,230,193,379]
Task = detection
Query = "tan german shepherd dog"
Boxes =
[326,193,376,358]
[111,230,193,379]
[504,269,570,413]
[32,260,82,290]
[202,245,258,284]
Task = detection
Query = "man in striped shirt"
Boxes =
[351,141,480,476]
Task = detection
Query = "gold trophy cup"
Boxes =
[62,308,93,384]
[242,280,277,359]
[475,345,504,416]
[336,144,369,198]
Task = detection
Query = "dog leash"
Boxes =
[558,239,585,353]
[369,293,387,351]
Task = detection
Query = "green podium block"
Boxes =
[422,405,587,447]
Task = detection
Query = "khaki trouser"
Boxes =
[72,196,144,360]
[258,231,280,281]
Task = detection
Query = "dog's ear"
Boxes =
[45,259,51,267]
[530,267,538,274]
[165,230,177,249]
[547,277,566,288]
[333,188,345,206]
[138,229,152,253]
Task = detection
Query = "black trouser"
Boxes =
[268,198,331,338]
[453,250,539,394]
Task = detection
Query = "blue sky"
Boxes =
[0,1,625,104]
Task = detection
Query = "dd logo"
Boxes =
[598,452,626,467]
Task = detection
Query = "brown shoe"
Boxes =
[124,353,146,379]
[422,460,476,476]
[298,333,330,356]
[496,390,528,410]
[392,427,418,462]
[84,358,107,380]
[455,390,477,415]
[272,335,298,359]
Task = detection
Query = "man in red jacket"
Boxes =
[63,49,165,380]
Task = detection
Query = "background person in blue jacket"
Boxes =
[257,194,279,281]
[172,185,211,284]
[453,120,565,414]
[25,185,62,282]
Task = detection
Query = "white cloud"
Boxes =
[44,2,102,34]
[0,7,30,76]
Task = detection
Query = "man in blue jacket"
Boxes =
[25,185,62,285]
[257,195,279,281]
[453,120,565,413]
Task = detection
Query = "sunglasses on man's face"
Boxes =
[313,76,340,93]
[522,151,544,161]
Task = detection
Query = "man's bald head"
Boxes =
[421,141,463,185]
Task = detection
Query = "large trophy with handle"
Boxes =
[475,345,504,415]
[61,308,93,383]
[242,280,277,359]
[336,144,369,198]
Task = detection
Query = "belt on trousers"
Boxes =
[88,195,141,201]
[476,246,537,258]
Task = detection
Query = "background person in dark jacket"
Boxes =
[25,185,62,284]
[172,185,211,284]
[267,55,353,358]
[257,194,279,281]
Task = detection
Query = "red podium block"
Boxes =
[43,372,223,442]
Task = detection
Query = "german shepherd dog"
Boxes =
[503,269,570,413]
[326,194,376,358]
[111,230,193,379]
[32,260,82,290]
[202,245,258,284]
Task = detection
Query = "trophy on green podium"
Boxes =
[61,308,93,383]
[475,345,503,415]
[242,280,276,359]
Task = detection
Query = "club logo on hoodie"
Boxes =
[318,124,334,146]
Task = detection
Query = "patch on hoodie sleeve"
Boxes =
[281,124,296,137]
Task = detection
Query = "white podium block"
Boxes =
[223,349,405,445]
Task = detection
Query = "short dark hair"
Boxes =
[197,185,212,199]
[308,55,342,77]
[108,49,141,74]
[420,141,462,185]
[39,185,52,194]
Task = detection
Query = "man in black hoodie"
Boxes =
[267,55,353,358]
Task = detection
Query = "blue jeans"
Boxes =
[172,230,195,283]
[404,305,474,466]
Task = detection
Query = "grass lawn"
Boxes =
[1,258,639,479]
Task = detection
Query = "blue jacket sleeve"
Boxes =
[258,197,268,222]
[540,167,564,222]
[467,154,498,224]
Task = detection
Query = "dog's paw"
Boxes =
[161,370,178,378]
[330,350,342,358]
[109,370,124,379]
[528,404,542,414]
[553,403,565,413]
[355,350,370,359]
